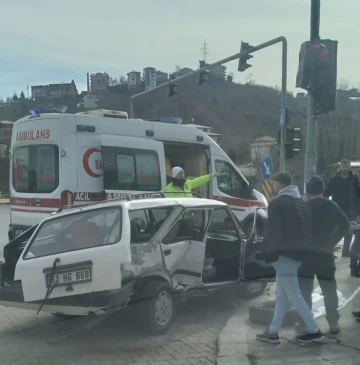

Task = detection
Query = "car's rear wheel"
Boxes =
[140,281,175,335]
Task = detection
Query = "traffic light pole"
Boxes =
[129,36,288,119]
[279,39,288,172]
[304,0,320,191]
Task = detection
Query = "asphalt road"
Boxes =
[0,206,251,365]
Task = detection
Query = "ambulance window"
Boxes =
[103,146,161,191]
[12,145,59,193]
[215,160,249,198]
[116,154,136,188]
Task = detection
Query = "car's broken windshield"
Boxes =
[23,207,122,259]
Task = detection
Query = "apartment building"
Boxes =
[90,72,110,94]
[127,71,142,90]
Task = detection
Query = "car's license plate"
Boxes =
[46,268,91,288]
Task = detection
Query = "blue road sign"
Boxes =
[262,156,273,181]
[280,108,286,127]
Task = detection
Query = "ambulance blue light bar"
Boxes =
[29,105,68,116]
[148,117,183,124]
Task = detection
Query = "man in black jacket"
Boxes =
[256,172,324,344]
[324,159,355,257]
[296,175,349,335]
[350,174,360,277]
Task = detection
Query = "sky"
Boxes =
[0,0,358,99]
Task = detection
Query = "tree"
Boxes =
[317,81,360,173]
[237,142,251,164]
[227,148,237,163]
[12,93,18,102]
[119,76,127,85]
[109,77,119,86]
[20,91,25,100]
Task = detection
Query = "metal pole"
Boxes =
[279,38,288,172]
[304,0,320,192]
[129,36,287,118]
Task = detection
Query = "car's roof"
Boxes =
[125,198,227,210]
[45,198,227,221]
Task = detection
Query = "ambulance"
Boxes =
[8,108,267,240]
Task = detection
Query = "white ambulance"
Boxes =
[9,109,267,239]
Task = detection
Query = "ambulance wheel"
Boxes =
[239,281,268,298]
[141,281,175,335]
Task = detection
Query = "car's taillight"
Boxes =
[61,190,73,207]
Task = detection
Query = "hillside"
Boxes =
[0,78,309,193]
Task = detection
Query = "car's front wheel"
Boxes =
[140,281,175,335]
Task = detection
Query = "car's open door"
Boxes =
[240,208,275,282]
[159,208,210,288]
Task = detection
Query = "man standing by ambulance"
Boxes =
[164,167,219,198]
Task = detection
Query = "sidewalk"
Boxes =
[216,254,360,365]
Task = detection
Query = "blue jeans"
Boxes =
[269,256,320,334]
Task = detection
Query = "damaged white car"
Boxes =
[0,198,274,334]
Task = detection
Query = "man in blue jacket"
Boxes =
[256,172,324,344]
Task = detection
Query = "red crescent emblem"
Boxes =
[140,166,156,184]
[83,148,103,178]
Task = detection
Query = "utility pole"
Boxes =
[304,0,321,191]
[200,41,209,62]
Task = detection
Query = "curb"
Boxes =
[0,200,10,205]
[216,305,251,365]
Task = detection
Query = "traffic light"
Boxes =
[277,127,302,160]
[167,73,178,97]
[238,42,253,72]
[296,39,338,114]
[197,60,210,85]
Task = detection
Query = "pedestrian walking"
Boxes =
[296,175,349,335]
[256,172,324,344]
[349,174,360,277]
[324,159,355,257]
[164,167,219,198]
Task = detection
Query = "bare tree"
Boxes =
[318,82,360,170]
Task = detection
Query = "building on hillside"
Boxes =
[250,136,277,161]
[48,80,77,99]
[143,67,157,90]
[177,67,194,77]
[186,123,222,144]
[31,85,49,99]
[90,72,110,94]
[127,71,142,90]
[31,81,77,100]
[156,70,168,85]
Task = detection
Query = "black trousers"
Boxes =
[298,253,339,325]
[350,232,360,270]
